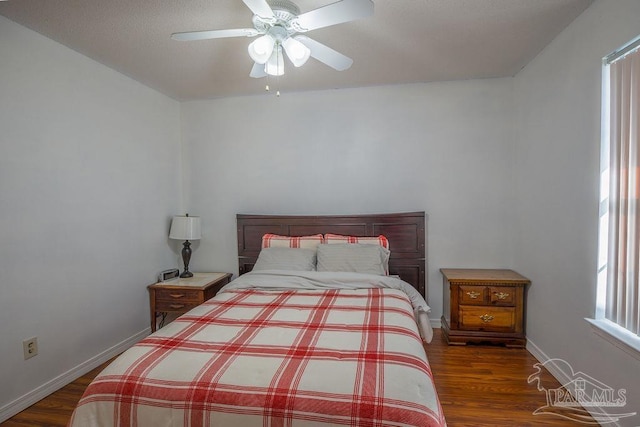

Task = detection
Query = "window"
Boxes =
[591,35,640,356]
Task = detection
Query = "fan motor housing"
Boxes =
[253,0,301,35]
[269,0,300,16]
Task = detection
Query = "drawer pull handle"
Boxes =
[169,304,185,309]
[169,293,185,299]
[466,291,481,299]
[494,292,510,300]
[479,314,494,323]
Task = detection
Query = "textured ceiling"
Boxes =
[0,0,593,101]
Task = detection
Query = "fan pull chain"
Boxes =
[275,48,281,97]
[264,81,281,97]
[263,60,280,97]
[265,85,281,97]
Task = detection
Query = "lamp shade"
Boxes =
[282,37,310,67]
[169,215,201,240]
[248,34,275,64]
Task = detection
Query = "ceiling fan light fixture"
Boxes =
[173,0,374,81]
[265,44,285,76]
[248,34,275,64]
[282,37,310,67]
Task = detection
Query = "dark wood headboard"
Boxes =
[236,212,426,297]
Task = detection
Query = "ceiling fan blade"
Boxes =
[242,0,275,20]
[171,28,259,41]
[292,0,373,32]
[294,35,353,71]
[250,62,267,78]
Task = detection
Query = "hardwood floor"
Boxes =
[425,329,592,426]
[3,330,588,426]
[1,360,112,427]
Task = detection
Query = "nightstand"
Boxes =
[440,269,530,348]
[148,272,232,332]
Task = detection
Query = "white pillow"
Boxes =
[253,247,317,271]
[316,244,390,275]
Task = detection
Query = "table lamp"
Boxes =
[169,214,201,278]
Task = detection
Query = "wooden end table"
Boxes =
[148,272,232,332]
[440,268,530,347]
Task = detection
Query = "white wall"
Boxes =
[181,78,517,319]
[514,0,640,423]
[0,16,181,419]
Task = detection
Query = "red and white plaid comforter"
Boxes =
[70,280,445,426]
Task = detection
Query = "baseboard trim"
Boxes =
[430,317,442,328]
[0,327,150,423]
[526,337,622,427]
[526,338,579,387]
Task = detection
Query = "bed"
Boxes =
[69,212,446,427]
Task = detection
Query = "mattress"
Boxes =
[69,271,446,426]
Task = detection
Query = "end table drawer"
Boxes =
[155,300,200,312]
[155,289,201,302]
[459,286,486,305]
[459,306,515,332]
[489,286,515,305]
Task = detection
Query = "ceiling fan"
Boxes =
[171,0,374,78]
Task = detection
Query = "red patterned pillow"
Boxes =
[261,234,323,250]
[323,233,389,249]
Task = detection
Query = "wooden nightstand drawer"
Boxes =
[459,285,486,305]
[155,300,200,312]
[489,286,515,305]
[155,289,201,302]
[459,306,515,332]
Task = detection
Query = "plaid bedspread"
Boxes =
[70,288,446,427]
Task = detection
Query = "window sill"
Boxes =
[585,318,640,361]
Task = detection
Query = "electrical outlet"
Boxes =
[23,337,38,360]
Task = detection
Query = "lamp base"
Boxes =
[180,240,193,279]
